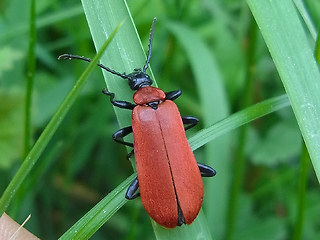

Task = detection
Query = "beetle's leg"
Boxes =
[165,90,182,101]
[102,88,136,110]
[182,116,199,131]
[112,126,134,147]
[198,163,216,177]
[125,177,140,199]
[127,149,134,160]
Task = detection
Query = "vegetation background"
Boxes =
[0,0,319,239]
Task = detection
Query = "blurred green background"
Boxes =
[1,0,320,239]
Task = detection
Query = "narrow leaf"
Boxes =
[0,23,121,214]
[247,0,320,182]
[59,174,135,240]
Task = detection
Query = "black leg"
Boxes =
[198,163,216,177]
[112,126,134,147]
[182,116,199,131]
[125,177,140,200]
[102,89,136,110]
[165,90,182,101]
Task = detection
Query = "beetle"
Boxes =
[59,18,216,228]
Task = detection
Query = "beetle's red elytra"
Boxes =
[133,98,204,227]
[59,18,216,228]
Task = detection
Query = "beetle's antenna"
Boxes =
[143,17,157,73]
[58,54,129,80]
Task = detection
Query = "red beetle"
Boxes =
[59,18,216,228]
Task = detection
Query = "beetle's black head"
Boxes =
[127,68,153,90]
[125,18,156,91]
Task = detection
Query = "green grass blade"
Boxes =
[293,143,309,240]
[24,0,36,157]
[59,174,135,240]
[293,0,317,39]
[0,24,121,215]
[224,17,258,240]
[189,94,290,151]
[247,0,320,182]
[81,0,153,129]
[316,27,320,63]
[80,1,217,238]
[153,210,213,239]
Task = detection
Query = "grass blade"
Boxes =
[293,0,317,39]
[247,0,320,182]
[316,27,320,63]
[59,174,135,240]
[81,0,153,129]
[0,23,121,215]
[293,143,309,240]
[80,1,217,238]
[153,210,213,240]
[24,0,36,157]
[189,94,290,151]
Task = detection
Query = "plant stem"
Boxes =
[24,0,36,158]
[224,14,257,240]
[292,143,309,240]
